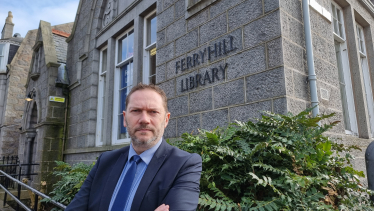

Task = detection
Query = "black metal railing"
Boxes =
[0,167,66,211]
[0,156,20,189]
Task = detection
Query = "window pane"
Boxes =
[35,48,42,71]
[335,41,351,131]
[100,75,106,142]
[336,9,342,23]
[0,44,4,56]
[149,52,156,84]
[119,35,127,62]
[102,49,107,73]
[121,64,128,88]
[0,44,3,68]
[333,19,339,35]
[119,88,128,115]
[127,31,134,58]
[118,61,133,139]
[118,115,127,139]
[147,16,157,45]
[338,23,344,38]
[332,4,336,19]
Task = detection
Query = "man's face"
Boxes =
[123,89,170,152]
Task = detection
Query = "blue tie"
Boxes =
[112,155,142,210]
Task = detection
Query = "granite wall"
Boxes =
[64,0,374,188]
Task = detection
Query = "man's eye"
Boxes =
[132,110,140,112]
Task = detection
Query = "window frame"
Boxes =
[331,2,346,42]
[96,46,108,146]
[356,22,374,137]
[356,24,366,57]
[143,10,157,85]
[331,1,358,136]
[112,27,135,145]
[0,43,10,73]
[32,47,42,74]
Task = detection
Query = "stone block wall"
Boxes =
[0,30,37,157]
[156,0,286,138]
[65,0,105,164]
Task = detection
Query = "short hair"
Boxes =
[125,83,168,113]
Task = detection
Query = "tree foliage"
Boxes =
[171,108,373,210]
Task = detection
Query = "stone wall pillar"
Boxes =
[25,131,36,178]
[0,74,7,125]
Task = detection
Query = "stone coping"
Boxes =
[63,138,182,155]
[64,144,130,154]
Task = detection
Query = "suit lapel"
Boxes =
[131,139,171,211]
[99,149,129,211]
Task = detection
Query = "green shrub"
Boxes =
[42,161,94,209]
[171,108,373,210]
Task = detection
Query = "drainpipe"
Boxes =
[61,94,68,161]
[302,0,320,118]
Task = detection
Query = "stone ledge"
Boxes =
[64,143,130,154]
[68,80,81,90]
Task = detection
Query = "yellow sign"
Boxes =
[150,48,156,56]
[49,96,65,103]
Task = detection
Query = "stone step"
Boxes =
[0,190,30,210]
[0,190,30,201]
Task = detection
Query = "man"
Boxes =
[66,83,202,211]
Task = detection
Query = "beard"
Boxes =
[126,120,163,148]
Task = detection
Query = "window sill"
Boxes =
[333,33,345,43]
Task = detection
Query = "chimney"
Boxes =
[1,11,14,39]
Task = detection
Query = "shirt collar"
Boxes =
[128,138,163,165]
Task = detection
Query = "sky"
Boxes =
[0,0,80,38]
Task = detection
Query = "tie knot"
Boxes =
[132,155,142,164]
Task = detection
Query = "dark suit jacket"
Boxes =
[65,139,202,211]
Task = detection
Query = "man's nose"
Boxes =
[138,111,150,124]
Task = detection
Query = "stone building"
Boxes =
[0,11,31,157]
[64,0,374,184]
[18,21,73,189]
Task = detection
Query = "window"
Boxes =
[357,25,365,55]
[112,28,134,144]
[0,43,10,73]
[331,3,344,40]
[356,23,374,137]
[143,10,157,85]
[32,47,43,74]
[96,47,108,146]
[331,2,358,136]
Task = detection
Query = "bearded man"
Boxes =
[66,83,202,211]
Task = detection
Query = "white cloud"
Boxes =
[0,0,79,38]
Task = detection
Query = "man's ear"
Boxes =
[164,112,170,128]
[123,111,127,127]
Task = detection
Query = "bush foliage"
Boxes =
[171,108,373,210]
[42,161,95,209]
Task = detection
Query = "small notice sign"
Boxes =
[49,96,65,103]
[150,48,156,56]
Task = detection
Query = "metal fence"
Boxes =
[0,156,21,189]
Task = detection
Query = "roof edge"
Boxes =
[66,0,83,43]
